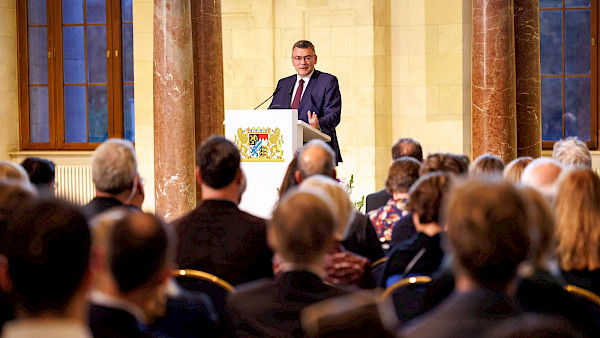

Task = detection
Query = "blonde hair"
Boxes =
[300,175,355,241]
[554,168,600,270]
[503,156,533,184]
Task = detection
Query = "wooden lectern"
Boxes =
[224,109,331,218]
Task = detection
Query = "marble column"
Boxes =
[191,0,225,203]
[514,0,542,158]
[153,0,196,221]
[472,0,517,163]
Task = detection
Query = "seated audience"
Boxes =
[503,156,533,184]
[293,140,383,262]
[0,161,29,183]
[553,136,592,169]
[390,153,467,247]
[226,188,348,337]
[366,138,423,213]
[520,157,563,204]
[401,180,533,337]
[554,168,600,295]
[90,212,173,337]
[378,172,451,287]
[517,186,600,335]
[469,154,504,179]
[20,157,56,195]
[367,157,421,252]
[89,209,220,338]
[84,139,144,218]
[173,136,272,286]
[3,198,93,337]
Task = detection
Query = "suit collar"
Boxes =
[298,70,321,113]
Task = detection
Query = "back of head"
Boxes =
[270,189,335,264]
[197,135,240,189]
[6,198,91,315]
[300,175,355,241]
[297,140,336,180]
[385,157,421,194]
[444,179,529,291]
[0,161,29,183]
[0,180,37,256]
[518,186,555,265]
[109,212,170,294]
[20,157,56,192]
[554,168,600,271]
[552,137,592,169]
[470,154,505,179]
[407,172,452,224]
[520,157,563,202]
[503,156,533,184]
[391,138,423,162]
[419,153,468,177]
[91,139,137,194]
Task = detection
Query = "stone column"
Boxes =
[191,0,225,203]
[153,0,196,221]
[514,0,541,158]
[472,0,517,163]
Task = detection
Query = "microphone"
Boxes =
[254,87,281,110]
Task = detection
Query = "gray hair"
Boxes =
[552,137,592,169]
[91,139,137,194]
[297,140,336,180]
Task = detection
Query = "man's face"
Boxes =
[292,47,317,77]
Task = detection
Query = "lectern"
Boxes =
[224,109,331,218]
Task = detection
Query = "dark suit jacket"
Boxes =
[83,196,141,220]
[90,304,157,338]
[173,199,273,286]
[365,189,392,213]
[152,291,222,338]
[226,270,347,338]
[269,70,342,163]
[342,212,384,263]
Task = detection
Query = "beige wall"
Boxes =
[0,0,18,160]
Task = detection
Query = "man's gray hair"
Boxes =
[552,137,592,169]
[297,140,335,179]
[91,139,137,194]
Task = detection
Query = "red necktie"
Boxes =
[291,79,304,109]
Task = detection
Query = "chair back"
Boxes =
[564,284,600,307]
[172,269,235,316]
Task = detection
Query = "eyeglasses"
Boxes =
[292,55,315,62]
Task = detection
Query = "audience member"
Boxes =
[20,157,56,195]
[401,180,531,337]
[0,161,29,183]
[516,186,600,335]
[469,154,504,179]
[173,136,272,286]
[3,198,93,337]
[293,140,383,262]
[84,139,144,219]
[520,157,563,204]
[552,136,592,169]
[503,156,533,184]
[367,157,421,251]
[278,156,299,197]
[90,212,172,337]
[390,153,467,247]
[554,168,600,295]
[365,138,422,213]
[226,188,347,337]
[378,172,451,287]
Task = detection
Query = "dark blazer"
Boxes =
[365,189,392,213]
[226,270,347,338]
[269,70,342,163]
[83,196,141,220]
[173,199,273,286]
[152,291,222,338]
[342,212,384,263]
[90,304,158,338]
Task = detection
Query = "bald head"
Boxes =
[521,158,563,202]
[296,140,336,182]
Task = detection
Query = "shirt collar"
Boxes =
[296,69,315,83]
[89,289,147,324]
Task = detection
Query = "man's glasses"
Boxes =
[293,55,315,62]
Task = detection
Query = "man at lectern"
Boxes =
[269,40,342,164]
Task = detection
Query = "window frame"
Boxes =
[540,1,598,150]
[17,0,130,151]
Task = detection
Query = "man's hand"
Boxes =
[308,111,320,130]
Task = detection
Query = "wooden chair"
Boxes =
[564,284,600,307]
[381,275,432,299]
[172,269,235,316]
[371,256,388,269]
